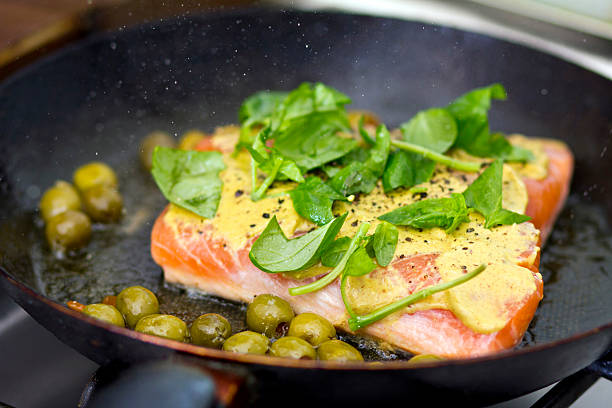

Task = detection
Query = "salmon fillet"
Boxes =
[151,130,573,358]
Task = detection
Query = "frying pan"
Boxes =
[0,9,611,407]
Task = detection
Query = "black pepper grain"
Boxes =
[466,228,475,233]
[249,224,256,228]
[235,189,244,197]
[351,221,358,227]
[262,213,270,219]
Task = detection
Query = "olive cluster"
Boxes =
[241,294,363,361]
[39,162,123,253]
[72,289,363,362]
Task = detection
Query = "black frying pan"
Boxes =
[0,9,611,407]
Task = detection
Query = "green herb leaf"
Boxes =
[272,82,350,129]
[462,159,531,228]
[249,213,347,273]
[382,150,436,192]
[246,131,304,201]
[289,223,370,296]
[288,177,346,225]
[343,247,377,277]
[371,221,398,267]
[378,193,470,233]
[358,115,376,145]
[273,111,358,171]
[328,162,378,196]
[347,264,486,331]
[321,237,351,267]
[237,91,288,150]
[400,108,457,153]
[151,147,225,218]
[328,125,391,196]
[447,84,533,162]
[364,125,391,176]
[239,91,288,124]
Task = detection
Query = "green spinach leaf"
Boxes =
[358,115,376,145]
[288,177,346,225]
[328,125,391,196]
[371,222,398,267]
[400,108,457,153]
[328,162,378,196]
[382,150,436,192]
[249,213,347,273]
[237,91,287,150]
[273,111,358,171]
[151,147,226,219]
[343,247,377,277]
[447,84,533,162]
[378,193,470,233]
[462,159,531,228]
[320,237,351,267]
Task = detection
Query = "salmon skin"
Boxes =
[151,129,573,358]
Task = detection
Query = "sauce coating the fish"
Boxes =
[151,127,573,357]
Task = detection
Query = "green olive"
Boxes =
[317,340,363,362]
[81,185,123,223]
[222,331,269,355]
[116,286,159,328]
[269,336,316,360]
[45,210,91,251]
[73,162,118,192]
[287,313,336,346]
[190,313,232,349]
[407,354,444,365]
[178,130,205,150]
[140,131,176,170]
[135,314,188,342]
[82,304,125,327]
[246,294,294,338]
[39,180,81,222]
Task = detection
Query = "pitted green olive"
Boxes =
[73,162,118,192]
[82,304,125,327]
[45,210,91,251]
[82,185,123,223]
[140,131,175,170]
[190,313,232,349]
[39,180,81,221]
[222,331,269,355]
[287,313,336,346]
[269,336,316,360]
[317,340,363,362]
[246,294,294,338]
[135,314,188,342]
[116,286,159,328]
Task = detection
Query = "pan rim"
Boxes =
[0,8,611,371]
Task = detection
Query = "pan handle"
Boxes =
[530,350,612,408]
[79,359,246,408]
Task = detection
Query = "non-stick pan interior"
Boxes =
[0,10,611,358]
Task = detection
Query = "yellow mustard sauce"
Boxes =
[164,128,545,334]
